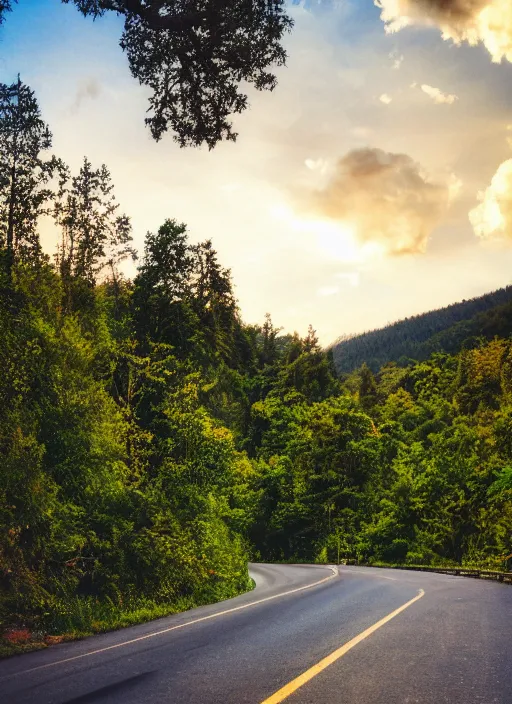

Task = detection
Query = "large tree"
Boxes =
[0,77,65,271]
[1,1,293,149]
[54,157,136,287]
[191,239,238,360]
[132,219,198,354]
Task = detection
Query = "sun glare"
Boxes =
[270,204,362,262]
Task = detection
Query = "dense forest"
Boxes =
[1,79,512,656]
[330,287,512,373]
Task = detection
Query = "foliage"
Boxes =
[25,0,295,148]
[330,286,512,373]
[0,77,66,271]
[54,157,136,289]
[1,79,511,656]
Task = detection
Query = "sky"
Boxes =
[2,0,512,345]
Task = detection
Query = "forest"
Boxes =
[331,286,512,373]
[1,77,511,656]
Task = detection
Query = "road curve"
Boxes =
[1,563,511,703]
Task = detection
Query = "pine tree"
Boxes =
[261,313,282,367]
[303,324,320,353]
[359,362,378,410]
[0,77,66,272]
[54,157,136,287]
[191,239,237,361]
[132,220,199,355]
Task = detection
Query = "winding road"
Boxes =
[1,563,511,703]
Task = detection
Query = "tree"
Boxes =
[54,157,136,287]
[359,363,378,411]
[132,219,199,355]
[0,77,65,272]
[191,239,238,362]
[0,1,12,24]
[43,0,293,148]
[303,324,320,352]
[260,312,282,366]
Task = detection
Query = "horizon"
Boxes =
[325,282,512,349]
[2,0,512,343]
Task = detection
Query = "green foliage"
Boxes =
[0,77,66,271]
[1,79,511,657]
[0,222,253,647]
[56,0,293,147]
[54,157,136,290]
[331,286,512,373]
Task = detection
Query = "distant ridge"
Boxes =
[329,286,512,374]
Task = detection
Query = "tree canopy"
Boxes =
[1,79,511,657]
[0,1,293,148]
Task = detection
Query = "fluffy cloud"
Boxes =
[377,0,512,63]
[380,93,393,104]
[306,147,451,255]
[420,84,458,104]
[469,159,512,239]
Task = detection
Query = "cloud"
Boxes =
[71,78,101,113]
[469,159,512,239]
[380,93,393,104]
[376,0,512,63]
[420,84,458,104]
[305,158,329,173]
[304,147,452,255]
[389,50,405,68]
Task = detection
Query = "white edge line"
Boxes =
[2,565,338,679]
[341,567,398,581]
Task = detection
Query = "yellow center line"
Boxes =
[260,588,425,704]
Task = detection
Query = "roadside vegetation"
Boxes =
[1,79,511,657]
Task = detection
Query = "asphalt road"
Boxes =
[1,563,511,704]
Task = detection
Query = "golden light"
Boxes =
[270,204,362,263]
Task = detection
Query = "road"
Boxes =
[1,563,511,704]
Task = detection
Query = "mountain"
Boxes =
[329,286,512,374]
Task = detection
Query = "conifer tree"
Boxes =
[0,77,65,272]
[54,157,136,287]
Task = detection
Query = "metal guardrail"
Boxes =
[344,562,512,583]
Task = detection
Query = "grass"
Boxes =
[0,576,255,659]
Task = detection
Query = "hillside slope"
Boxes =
[330,287,512,374]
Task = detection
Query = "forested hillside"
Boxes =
[330,287,512,373]
[1,79,512,656]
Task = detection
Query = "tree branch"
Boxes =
[101,0,205,31]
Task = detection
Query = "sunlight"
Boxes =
[270,204,361,263]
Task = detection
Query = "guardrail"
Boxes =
[343,562,512,584]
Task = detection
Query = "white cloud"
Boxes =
[303,147,452,255]
[389,50,405,69]
[380,93,393,104]
[377,0,512,64]
[469,159,512,240]
[305,158,329,173]
[420,84,458,104]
